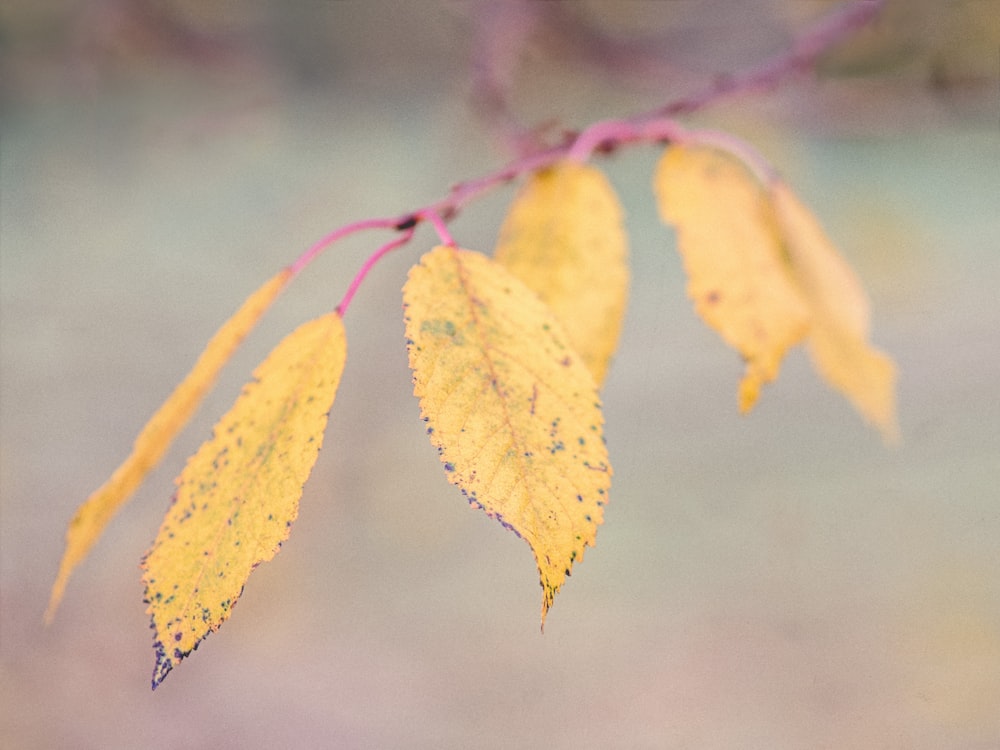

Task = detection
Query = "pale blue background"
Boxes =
[2,2,998,748]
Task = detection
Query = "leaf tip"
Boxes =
[873,364,901,447]
[881,422,902,447]
[44,546,77,625]
[540,587,555,634]
[738,378,761,414]
[150,638,175,690]
[42,597,59,627]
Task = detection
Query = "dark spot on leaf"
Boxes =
[421,318,464,343]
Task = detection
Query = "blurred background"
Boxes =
[2,1,998,747]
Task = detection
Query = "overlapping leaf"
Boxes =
[403,246,612,623]
[494,160,629,385]
[46,270,292,623]
[141,311,346,688]
[654,144,897,437]
[654,145,811,412]
[772,183,898,440]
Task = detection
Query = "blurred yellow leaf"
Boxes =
[45,269,291,624]
[494,161,629,385]
[654,145,811,412]
[403,246,611,624]
[141,311,346,688]
[654,144,897,437]
[772,182,898,441]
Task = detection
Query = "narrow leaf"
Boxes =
[46,269,291,623]
[772,182,899,441]
[141,311,346,689]
[654,145,811,412]
[494,161,629,385]
[403,246,612,624]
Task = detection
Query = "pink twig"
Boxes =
[335,228,415,316]
[567,118,688,163]
[423,147,564,219]
[420,210,456,247]
[286,148,566,296]
[468,0,544,155]
[288,217,399,276]
[655,0,884,117]
[286,0,884,314]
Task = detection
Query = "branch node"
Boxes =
[395,215,419,232]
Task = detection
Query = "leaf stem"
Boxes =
[288,217,400,276]
[682,129,778,185]
[420,210,456,247]
[335,228,416,316]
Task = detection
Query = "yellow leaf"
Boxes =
[654,145,811,412]
[45,270,291,624]
[403,246,611,624]
[140,311,346,688]
[772,182,899,441]
[494,161,629,385]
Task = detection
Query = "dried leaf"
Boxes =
[772,182,898,441]
[141,311,346,688]
[403,246,611,624]
[46,270,291,623]
[495,161,629,385]
[654,144,811,412]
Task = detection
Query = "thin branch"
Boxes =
[288,218,399,276]
[467,0,545,155]
[654,0,885,117]
[288,0,885,313]
[335,229,415,316]
[421,211,456,247]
